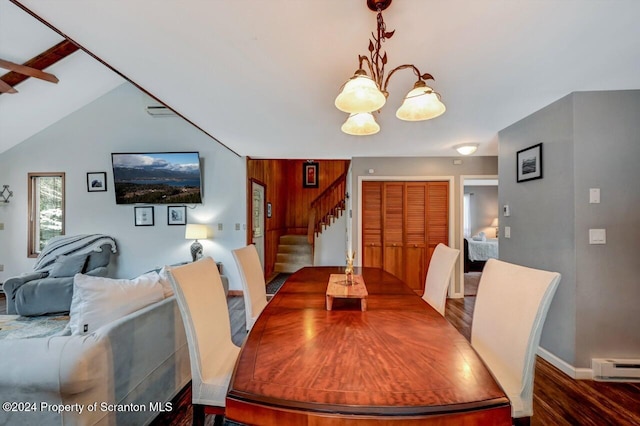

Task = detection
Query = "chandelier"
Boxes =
[335,0,446,136]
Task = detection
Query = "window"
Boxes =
[28,172,65,257]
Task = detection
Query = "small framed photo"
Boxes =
[87,172,107,192]
[303,162,319,188]
[167,205,187,225]
[517,143,543,183]
[267,202,272,218]
[134,206,154,226]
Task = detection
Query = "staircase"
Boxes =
[274,235,313,274]
[307,169,348,246]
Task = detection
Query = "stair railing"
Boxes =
[307,170,348,246]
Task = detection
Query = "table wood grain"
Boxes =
[226,266,511,425]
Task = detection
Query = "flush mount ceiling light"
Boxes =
[335,0,445,135]
[454,143,479,155]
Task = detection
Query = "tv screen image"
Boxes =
[111,152,203,204]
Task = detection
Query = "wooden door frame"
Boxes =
[247,178,267,274]
[357,175,456,296]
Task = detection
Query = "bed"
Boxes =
[464,237,499,272]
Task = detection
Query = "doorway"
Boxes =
[459,176,499,297]
[250,179,266,270]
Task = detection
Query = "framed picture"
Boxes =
[134,206,154,226]
[267,202,272,218]
[167,205,187,225]
[517,143,543,183]
[87,172,107,192]
[303,162,319,188]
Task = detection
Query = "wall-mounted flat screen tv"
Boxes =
[111,152,203,204]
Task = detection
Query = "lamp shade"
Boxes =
[491,218,499,227]
[335,71,386,113]
[185,224,208,240]
[455,143,479,155]
[396,81,446,121]
[341,112,380,136]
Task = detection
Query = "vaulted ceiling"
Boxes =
[2,0,639,158]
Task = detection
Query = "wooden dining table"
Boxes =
[226,266,511,425]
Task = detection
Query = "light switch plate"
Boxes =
[503,205,510,217]
[589,188,600,204]
[504,226,511,238]
[589,229,606,244]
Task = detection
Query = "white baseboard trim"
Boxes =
[537,346,593,380]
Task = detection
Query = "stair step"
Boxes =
[278,244,312,254]
[277,252,313,264]
[279,234,309,245]
[274,262,311,274]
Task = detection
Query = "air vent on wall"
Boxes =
[592,358,640,382]
[145,105,177,117]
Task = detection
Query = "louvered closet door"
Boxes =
[361,180,449,292]
[426,182,450,273]
[362,182,383,268]
[404,183,427,293]
[383,182,404,281]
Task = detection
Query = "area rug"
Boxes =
[266,273,291,296]
[464,272,482,296]
[0,315,69,340]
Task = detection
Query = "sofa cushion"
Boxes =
[69,272,164,335]
[48,253,88,278]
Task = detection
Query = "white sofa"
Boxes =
[0,296,190,425]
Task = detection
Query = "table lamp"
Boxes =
[491,217,499,238]
[185,224,208,262]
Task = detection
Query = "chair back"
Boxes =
[422,243,460,316]
[168,257,239,406]
[232,244,268,330]
[471,258,560,418]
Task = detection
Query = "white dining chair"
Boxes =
[232,244,269,331]
[421,243,460,316]
[471,258,560,426]
[168,257,240,426]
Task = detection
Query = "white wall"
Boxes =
[0,83,247,290]
[314,214,347,266]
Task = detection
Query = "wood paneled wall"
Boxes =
[247,159,350,277]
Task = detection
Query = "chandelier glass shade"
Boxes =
[341,112,381,136]
[335,70,386,113]
[335,0,445,135]
[396,81,446,121]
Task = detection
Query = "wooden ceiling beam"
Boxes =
[0,39,78,93]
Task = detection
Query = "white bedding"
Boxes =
[467,238,499,261]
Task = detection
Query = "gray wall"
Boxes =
[498,90,640,367]
[464,186,499,238]
[573,91,640,366]
[350,156,499,294]
[0,83,248,290]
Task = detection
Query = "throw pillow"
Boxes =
[69,271,164,335]
[85,245,112,271]
[158,266,175,298]
[48,253,88,278]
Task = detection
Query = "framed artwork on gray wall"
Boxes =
[87,172,107,192]
[167,205,187,225]
[134,206,154,226]
[516,143,543,182]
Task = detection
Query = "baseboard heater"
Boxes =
[592,358,640,382]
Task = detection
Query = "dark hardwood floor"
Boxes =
[1,291,638,425]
